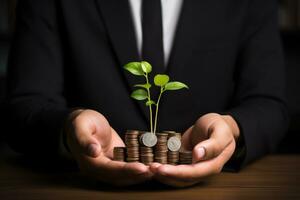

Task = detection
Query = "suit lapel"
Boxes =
[167,0,217,77]
[95,0,149,123]
[96,0,140,65]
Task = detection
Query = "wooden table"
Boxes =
[0,154,299,200]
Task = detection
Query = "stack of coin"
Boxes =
[165,131,182,140]
[154,132,169,164]
[168,151,179,165]
[165,131,181,165]
[140,146,154,165]
[163,130,176,134]
[125,130,140,162]
[179,151,193,164]
[113,147,126,161]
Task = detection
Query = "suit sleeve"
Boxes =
[6,0,71,155]
[224,0,289,169]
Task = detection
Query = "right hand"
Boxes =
[64,109,153,186]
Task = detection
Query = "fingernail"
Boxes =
[87,144,99,156]
[197,147,206,159]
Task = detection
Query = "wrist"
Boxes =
[222,115,240,141]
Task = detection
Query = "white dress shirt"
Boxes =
[129,0,184,65]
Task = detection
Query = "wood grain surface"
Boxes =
[0,154,299,200]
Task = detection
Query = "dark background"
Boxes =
[0,0,299,153]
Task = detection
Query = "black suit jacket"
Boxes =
[6,0,289,168]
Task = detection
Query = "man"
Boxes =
[6,0,289,187]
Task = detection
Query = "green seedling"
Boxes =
[124,61,189,134]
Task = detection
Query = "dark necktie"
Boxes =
[142,0,165,74]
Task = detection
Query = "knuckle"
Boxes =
[212,139,223,156]
[73,113,86,126]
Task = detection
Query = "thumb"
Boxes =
[192,139,220,162]
[69,118,102,158]
[66,109,112,158]
[83,140,102,158]
[192,119,233,162]
[74,124,102,157]
[193,135,230,162]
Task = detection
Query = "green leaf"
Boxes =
[164,81,189,91]
[146,100,156,106]
[131,89,148,100]
[124,62,144,76]
[141,61,152,73]
[154,74,170,87]
[134,83,151,89]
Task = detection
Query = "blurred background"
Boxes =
[0,0,299,153]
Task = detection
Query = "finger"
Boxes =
[151,163,199,187]
[154,141,236,181]
[149,162,162,172]
[115,162,153,186]
[154,163,218,181]
[82,156,153,186]
[71,110,112,157]
[74,123,101,157]
[193,128,233,162]
[103,161,152,186]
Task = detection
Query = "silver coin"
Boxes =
[167,136,181,151]
[141,132,157,147]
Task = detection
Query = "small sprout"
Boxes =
[141,61,152,73]
[154,74,170,87]
[124,62,144,76]
[134,83,152,89]
[124,61,188,134]
[164,81,189,91]
[146,100,156,106]
[131,89,148,100]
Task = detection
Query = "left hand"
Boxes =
[150,113,240,187]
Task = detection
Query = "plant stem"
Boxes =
[154,87,164,134]
[145,74,153,133]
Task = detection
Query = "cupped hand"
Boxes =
[150,113,239,187]
[65,109,153,186]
